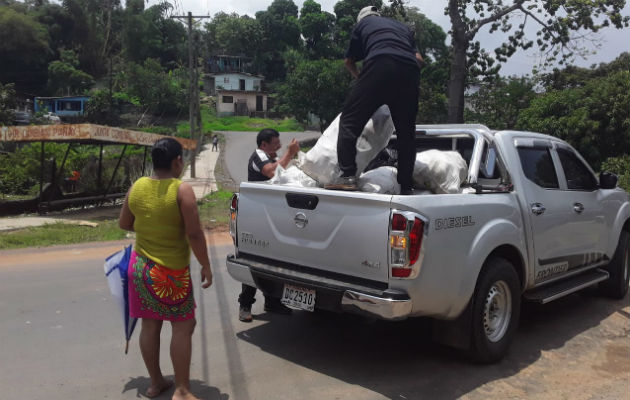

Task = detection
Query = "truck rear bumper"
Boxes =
[226,254,412,321]
[341,290,412,320]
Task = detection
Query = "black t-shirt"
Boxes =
[247,149,276,181]
[345,16,419,69]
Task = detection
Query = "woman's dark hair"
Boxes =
[256,128,279,147]
[151,137,182,170]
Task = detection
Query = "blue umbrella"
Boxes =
[104,245,138,354]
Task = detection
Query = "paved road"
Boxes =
[220,131,321,186]
[1,237,628,400]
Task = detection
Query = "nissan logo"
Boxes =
[294,212,308,228]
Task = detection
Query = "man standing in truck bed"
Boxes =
[325,6,423,195]
[239,128,299,322]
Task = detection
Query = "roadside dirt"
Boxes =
[0,230,232,267]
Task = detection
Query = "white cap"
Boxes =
[357,6,380,22]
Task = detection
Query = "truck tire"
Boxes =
[599,230,630,300]
[469,257,521,363]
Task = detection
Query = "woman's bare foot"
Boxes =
[146,379,173,398]
[172,386,199,400]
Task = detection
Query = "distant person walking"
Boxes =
[211,134,219,152]
[238,128,299,322]
[119,137,213,400]
[325,6,423,195]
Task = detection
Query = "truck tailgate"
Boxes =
[236,183,393,283]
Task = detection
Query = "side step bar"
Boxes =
[524,269,609,304]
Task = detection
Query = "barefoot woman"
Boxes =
[119,137,213,400]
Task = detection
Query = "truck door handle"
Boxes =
[573,202,584,214]
[531,203,546,215]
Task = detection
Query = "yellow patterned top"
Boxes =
[128,177,190,269]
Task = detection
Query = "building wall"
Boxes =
[214,74,262,92]
[217,92,267,116]
[34,96,88,117]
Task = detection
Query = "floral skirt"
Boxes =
[128,250,195,321]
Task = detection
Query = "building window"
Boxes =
[224,77,229,83]
[58,101,82,111]
[222,96,233,103]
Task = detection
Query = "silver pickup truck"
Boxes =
[226,124,630,362]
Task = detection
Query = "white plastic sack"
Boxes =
[298,105,395,186]
[413,150,468,194]
[359,166,400,194]
[268,164,319,187]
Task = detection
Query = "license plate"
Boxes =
[281,284,316,312]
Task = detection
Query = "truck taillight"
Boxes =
[389,212,424,279]
[229,193,238,243]
[409,218,423,265]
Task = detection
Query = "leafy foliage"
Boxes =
[0,82,17,125]
[466,76,536,130]
[299,0,337,59]
[601,156,630,192]
[517,70,630,168]
[276,54,351,131]
[47,49,94,95]
[255,0,301,80]
[0,6,51,91]
[122,1,185,69]
[445,0,630,122]
[119,58,187,117]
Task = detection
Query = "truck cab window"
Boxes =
[517,147,559,189]
[557,148,598,191]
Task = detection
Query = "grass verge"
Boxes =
[0,220,127,250]
[198,189,234,230]
[178,105,303,134]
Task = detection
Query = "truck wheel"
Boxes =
[469,257,521,363]
[599,230,630,300]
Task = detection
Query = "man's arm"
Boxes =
[344,58,360,79]
[260,139,300,178]
[415,52,425,67]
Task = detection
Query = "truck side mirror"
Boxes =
[599,171,618,189]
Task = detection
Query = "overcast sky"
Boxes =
[157,0,630,76]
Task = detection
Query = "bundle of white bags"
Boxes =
[297,105,395,186]
[267,105,468,194]
[413,150,468,194]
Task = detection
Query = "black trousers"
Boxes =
[238,284,258,308]
[238,284,279,308]
[338,56,420,190]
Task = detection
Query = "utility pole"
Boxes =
[171,12,210,178]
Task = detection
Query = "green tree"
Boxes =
[333,0,383,46]
[517,70,630,168]
[61,0,123,77]
[405,7,450,124]
[445,0,629,123]
[122,1,185,69]
[0,82,17,126]
[299,0,337,59]
[540,52,630,91]
[276,54,351,131]
[204,12,262,57]
[47,49,94,95]
[120,58,187,117]
[465,76,536,129]
[255,0,301,80]
[0,7,51,92]
[601,155,630,192]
